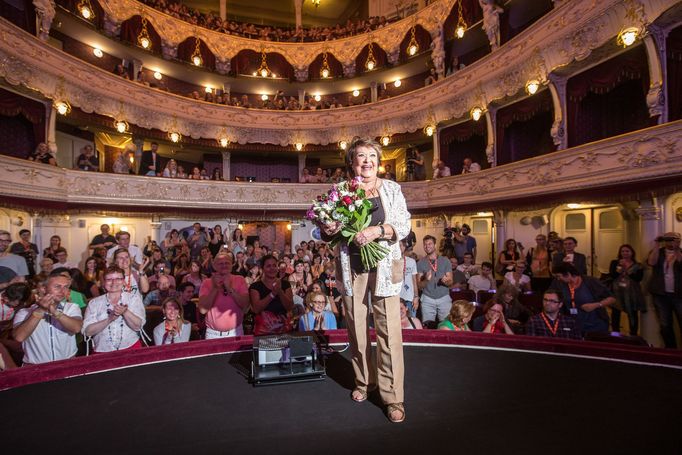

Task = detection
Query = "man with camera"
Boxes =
[188,222,210,260]
[647,232,682,348]
[453,224,477,265]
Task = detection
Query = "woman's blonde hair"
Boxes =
[161,297,185,323]
[447,300,475,326]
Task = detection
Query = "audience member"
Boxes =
[144,274,177,307]
[433,160,451,179]
[9,229,39,278]
[400,300,423,329]
[153,297,191,345]
[107,231,145,266]
[42,235,62,262]
[299,291,337,331]
[497,238,523,276]
[417,235,453,323]
[468,261,496,293]
[76,145,98,171]
[551,263,615,335]
[399,240,419,318]
[0,230,28,279]
[438,300,474,331]
[453,223,477,264]
[83,265,146,352]
[503,260,531,293]
[525,289,580,339]
[139,142,161,176]
[608,244,645,335]
[646,232,682,348]
[198,252,249,338]
[27,142,57,166]
[89,224,118,251]
[461,158,481,174]
[13,272,83,364]
[552,237,587,275]
[492,285,532,333]
[251,255,294,335]
[473,300,514,334]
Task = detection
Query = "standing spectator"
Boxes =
[75,145,99,171]
[456,252,479,281]
[144,274,176,307]
[461,158,481,174]
[198,252,249,338]
[453,223,477,264]
[525,289,580,339]
[399,240,419,318]
[188,223,209,260]
[552,237,588,276]
[0,230,28,281]
[526,234,551,292]
[406,148,425,181]
[83,266,146,353]
[608,244,645,335]
[139,141,161,176]
[417,235,453,324]
[106,231,144,266]
[300,168,314,183]
[497,238,523,276]
[646,232,682,348]
[468,261,496,294]
[10,229,39,278]
[433,160,451,179]
[42,235,62,262]
[13,272,83,364]
[551,263,615,335]
[112,149,133,174]
[503,261,531,293]
[89,224,117,251]
[52,248,77,270]
[176,282,198,325]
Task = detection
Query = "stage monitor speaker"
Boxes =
[250,333,326,387]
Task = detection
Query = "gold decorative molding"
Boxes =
[0,121,680,211]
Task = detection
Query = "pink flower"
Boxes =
[328,189,339,202]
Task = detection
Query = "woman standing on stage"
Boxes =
[321,137,411,423]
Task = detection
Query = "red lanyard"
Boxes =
[429,258,438,273]
[540,313,560,336]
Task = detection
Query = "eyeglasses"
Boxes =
[311,300,326,304]
[104,277,124,283]
[543,298,561,304]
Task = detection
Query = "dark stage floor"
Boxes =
[2,345,681,454]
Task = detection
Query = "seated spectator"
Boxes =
[76,145,98,171]
[473,300,514,334]
[52,247,77,270]
[82,257,102,299]
[198,252,250,339]
[113,63,129,79]
[153,297,191,345]
[83,265,146,353]
[461,158,481,174]
[526,289,580,339]
[188,166,203,180]
[399,300,423,329]
[456,252,479,280]
[433,160,451,179]
[492,285,532,333]
[503,261,531,292]
[1,281,30,339]
[144,274,177,307]
[550,263,615,335]
[27,142,57,166]
[250,255,294,335]
[13,271,83,364]
[448,257,468,289]
[211,168,223,181]
[182,260,205,296]
[300,168,313,183]
[424,67,438,86]
[467,261,496,293]
[177,165,188,178]
[438,299,474,331]
[299,291,337,331]
[33,257,54,286]
[175,282,198,325]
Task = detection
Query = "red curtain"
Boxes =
[177,37,216,71]
[0,87,45,158]
[440,120,488,173]
[355,43,388,75]
[496,89,555,166]
[667,26,682,121]
[567,45,653,147]
[120,15,162,52]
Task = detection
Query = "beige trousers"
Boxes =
[343,271,404,405]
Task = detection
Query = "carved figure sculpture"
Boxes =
[33,0,56,41]
[479,0,504,50]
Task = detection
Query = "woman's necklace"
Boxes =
[105,294,124,350]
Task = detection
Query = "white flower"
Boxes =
[354,200,363,207]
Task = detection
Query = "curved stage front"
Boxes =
[1,331,681,454]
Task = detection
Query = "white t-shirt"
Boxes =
[468,275,496,293]
[83,292,146,352]
[13,301,82,364]
[106,244,144,266]
[400,256,418,301]
[0,254,28,277]
[504,272,531,289]
[153,321,191,345]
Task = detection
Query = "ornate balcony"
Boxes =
[0,0,675,146]
[1,120,680,213]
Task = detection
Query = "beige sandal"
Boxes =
[387,403,405,423]
[351,388,368,402]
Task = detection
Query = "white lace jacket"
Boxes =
[335,179,411,297]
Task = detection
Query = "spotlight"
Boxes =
[153,71,162,80]
[424,125,435,137]
[381,135,390,146]
[352,89,360,97]
[456,25,466,39]
[321,68,330,78]
[115,120,129,133]
[314,94,321,102]
[525,80,539,95]
[617,27,639,47]
[205,86,213,93]
[192,55,202,66]
[169,132,181,143]
[394,79,402,88]
[219,137,229,148]
[93,47,103,58]
[260,68,269,77]
[471,107,483,121]
[408,44,418,56]
[139,37,150,49]
[338,140,348,150]
[54,100,71,116]
[261,94,269,101]
[294,142,304,151]
[366,60,375,71]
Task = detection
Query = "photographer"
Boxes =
[405,147,425,181]
[453,223,477,264]
[647,232,682,348]
[441,223,458,259]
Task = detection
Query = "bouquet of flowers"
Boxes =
[306,177,389,270]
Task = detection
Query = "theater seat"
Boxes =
[450,289,475,302]
[519,292,543,314]
[476,290,496,305]
[584,332,650,347]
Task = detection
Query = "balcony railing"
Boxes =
[1,121,680,212]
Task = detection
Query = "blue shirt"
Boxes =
[298,311,337,331]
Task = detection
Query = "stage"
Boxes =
[1,331,681,454]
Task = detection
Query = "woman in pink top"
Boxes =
[198,253,249,339]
